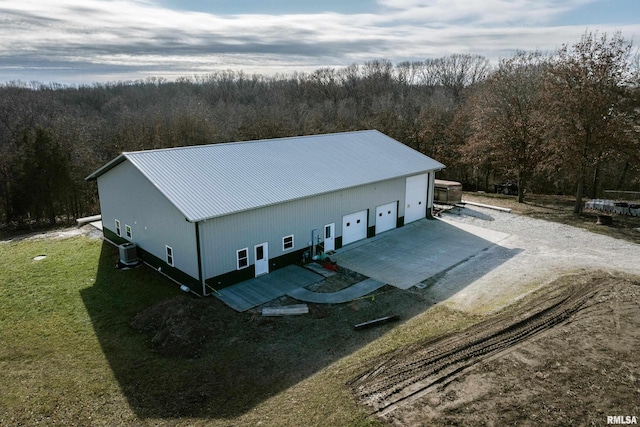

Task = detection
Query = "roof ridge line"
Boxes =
[124,129,378,155]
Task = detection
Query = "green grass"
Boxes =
[0,237,178,425]
[0,236,477,426]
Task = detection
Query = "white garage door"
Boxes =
[405,174,427,224]
[375,201,397,235]
[342,210,368,246]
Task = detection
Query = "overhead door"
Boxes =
[404,174,427,224]
[375,201,397,235]
[342,210,367,246]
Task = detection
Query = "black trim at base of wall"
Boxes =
[103,227,201,290]
[104,227,128,246]
[205,246,309,291]
[205,266,256,291]
[103,206,435,296]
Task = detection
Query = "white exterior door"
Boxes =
[404,174,427,224]
[324,223,335,252]
[254,242,269,276]
[342,210,367,246]
[375,201,397,234]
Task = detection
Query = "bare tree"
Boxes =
[545,31,636,213]
[462,51,547,202]
[422,54,491,99]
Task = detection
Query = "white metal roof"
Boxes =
[87,130,445,222]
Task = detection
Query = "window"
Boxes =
[165,246,174,267]
[115,219,121,236]
[283,235,294,251]
[236,248,249,270]
[125,224,132,239]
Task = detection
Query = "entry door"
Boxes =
[405,174,427,224]
[254,242,269,276]
[324,223,335,252]
[375,201,397,234]
[342,210,367,246]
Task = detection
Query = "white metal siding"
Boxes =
[97,161,199,279]
[199,177,407,280]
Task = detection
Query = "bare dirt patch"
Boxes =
[1,224,103,243]
[129,266,385,359]
[131,295,223,359]
[306,264,368,293]
[350,271,640,426]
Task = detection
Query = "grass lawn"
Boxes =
[0,235,477,426]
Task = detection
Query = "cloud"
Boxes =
[0,0,638,84]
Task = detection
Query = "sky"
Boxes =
[1,0,639,86]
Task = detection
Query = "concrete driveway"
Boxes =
[334,218,509,289]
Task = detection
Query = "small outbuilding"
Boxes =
[86,130,445,295]
[434,179,463,204]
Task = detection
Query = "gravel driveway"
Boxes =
[430,205,640,314]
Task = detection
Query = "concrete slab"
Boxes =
[334,218,509,289]
[213,265,324,312]
[287,278,386,304]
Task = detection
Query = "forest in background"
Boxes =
[0,31,638,229]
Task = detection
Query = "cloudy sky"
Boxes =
[1,0,639,85]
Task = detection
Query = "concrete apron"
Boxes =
[334,218,510,290]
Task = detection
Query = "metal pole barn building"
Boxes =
[86,130,445,296]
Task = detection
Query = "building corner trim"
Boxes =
[195,221,205,296]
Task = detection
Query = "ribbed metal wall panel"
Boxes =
[199,177,407,280]
[97,161,199,279]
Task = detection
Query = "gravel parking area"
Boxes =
[431,205,640,314]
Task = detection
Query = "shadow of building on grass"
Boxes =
[81,230,521,420]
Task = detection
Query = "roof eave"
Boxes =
[85,154,127,181]
[187,165,447,223]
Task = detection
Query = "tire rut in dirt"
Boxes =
[348,281,601,415]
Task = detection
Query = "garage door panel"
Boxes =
[342,210,367,246]
[375,201,397,234]
[405,174,427,224]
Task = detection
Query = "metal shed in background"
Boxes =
[86,130,445,296]
[434,179,463,204]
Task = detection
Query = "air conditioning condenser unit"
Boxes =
[119,243,138,266]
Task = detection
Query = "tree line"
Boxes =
[0,31,638,228]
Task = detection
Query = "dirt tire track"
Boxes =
[349,276,609,416]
